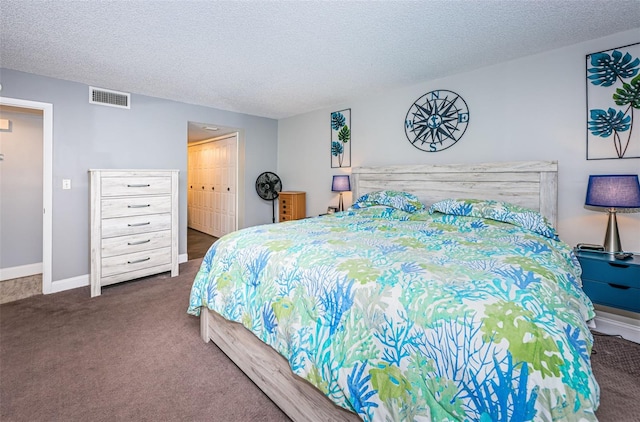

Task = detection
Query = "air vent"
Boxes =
[89,86,130,109]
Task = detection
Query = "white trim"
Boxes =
[0,97,53,294]
[179,253,188,263]
[0,262,43,281]
[50,274,89,293]
[593,310,640,344]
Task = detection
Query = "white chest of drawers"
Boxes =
[90,169,179,297]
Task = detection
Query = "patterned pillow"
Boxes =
[428,198,559,240]
[351,190,425,213]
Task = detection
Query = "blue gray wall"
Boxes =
[0,68,278,281]
[278,28,640,255]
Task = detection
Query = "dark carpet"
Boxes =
[1,259,639,421]
[0,260,288,422]
[590,331,640,421]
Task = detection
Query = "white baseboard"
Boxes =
[0,262,43,281]
[47,255,190,294]
[50,274,89,293]
[593,311,640,344]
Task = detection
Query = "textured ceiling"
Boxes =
[1,1,639,120]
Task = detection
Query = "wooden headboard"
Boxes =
[351,161,558,225]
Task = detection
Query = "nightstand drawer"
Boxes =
[581,278,640,313]
[579,258,640,289]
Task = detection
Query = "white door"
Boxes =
[188,143,210,235]
[220,137,237,236]
[187,133,238,238]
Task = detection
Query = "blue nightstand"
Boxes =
[575,250,640,313]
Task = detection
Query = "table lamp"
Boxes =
[332,175,351,212]
[584,174,640,253]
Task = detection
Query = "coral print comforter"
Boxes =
[188,192,599,422]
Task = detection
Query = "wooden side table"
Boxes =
[278,191,306,222]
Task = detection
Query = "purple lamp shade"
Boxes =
[585,175,640,210]
[584,174,640,254]
[332,175,350,212]
[331,175,351,192]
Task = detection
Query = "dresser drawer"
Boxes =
[102,196,171,218]
[101,247,172,278]
[579,258,640,289]
[101,230,172,258]
[101,213,172,238]
[279,205,297,216]
[101,176,172,197]
[581,278,640,313]
[279,214,291,222]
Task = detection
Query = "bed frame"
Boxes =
[200,160,558,422]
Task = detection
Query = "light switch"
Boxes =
[62,179,71,190]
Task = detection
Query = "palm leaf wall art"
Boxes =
[331,109,351,168]
[586,42,640,159]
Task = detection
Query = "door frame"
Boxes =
[0,97,53,294]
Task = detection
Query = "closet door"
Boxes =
[187,146,195,228]
[220,137,237,237]
[187,134,237,238]
[201,144,215,235]
[212,140,223,237]
[187,143,202,234]
[188,144,202,231]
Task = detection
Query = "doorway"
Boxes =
[186,122,240,260]
[0,97,53,295]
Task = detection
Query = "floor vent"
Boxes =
[89,86,130,109]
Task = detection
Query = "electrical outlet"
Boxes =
[62,179,71,190]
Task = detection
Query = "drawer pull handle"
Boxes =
[608,263,629,269]
[128,239,151,246]
[227,187,230,191]
[128,222,150,227]
[608,283,631,290]
[127,184,151,188]
[127,257,151,264]
[127,204,151,208]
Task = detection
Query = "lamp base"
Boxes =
[603,209,623,254]
[338,193,344,212]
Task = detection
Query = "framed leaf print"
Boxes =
[331,108,351,168]
[586,42,640,160]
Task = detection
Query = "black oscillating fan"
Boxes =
[255,171,283,223]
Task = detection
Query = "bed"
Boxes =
[188,161,599,421]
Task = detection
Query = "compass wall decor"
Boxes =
[404,90,469,152]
